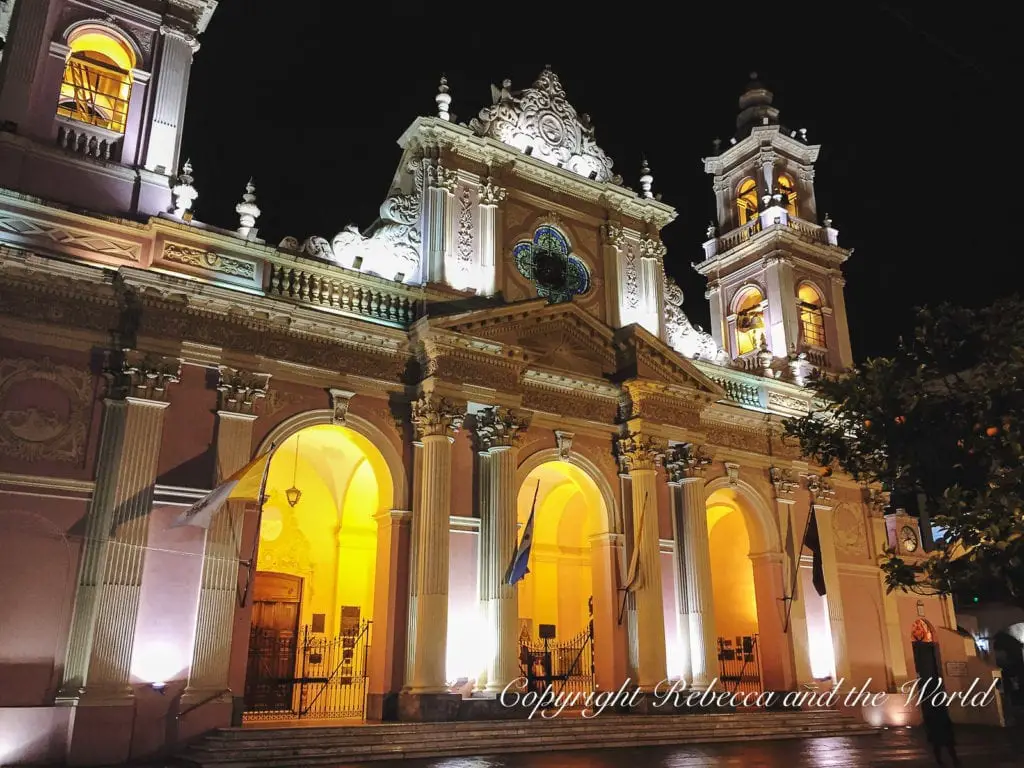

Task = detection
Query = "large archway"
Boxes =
[706,483,793,691]
[244,423,394,720]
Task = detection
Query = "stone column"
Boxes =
[617,432,667,691]
[474,406,530,694]
[478,177,506,297]
[772,468,813,686]
[183,369,269,709]
[664,455,698,685]
[829,272,854,369]
[59,354,179,762]
[868,492,908,689]
[425,160,457,283]
[808,477,850,682]
[601,222,626,328]
[144,25,200,173]
[669,444,717,689]
[404,395,462,696]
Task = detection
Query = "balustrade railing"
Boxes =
[56,119,122,161]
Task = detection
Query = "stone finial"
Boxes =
[171,159,198,219]
[639,156,653,199]
[436,76,451,121]
[235,177,261,239]
[706,221,717,239]
[823,212,833,228]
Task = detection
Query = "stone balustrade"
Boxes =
[56,119,123,162]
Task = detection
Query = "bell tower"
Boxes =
[0,0,217,218]
[694,74,854,372]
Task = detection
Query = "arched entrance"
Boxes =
[243,423,394,721]
[516,458,612,694]
[706,483,792,692]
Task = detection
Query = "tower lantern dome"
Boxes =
[736,72,780,137]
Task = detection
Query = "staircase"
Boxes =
[175,710,879,767]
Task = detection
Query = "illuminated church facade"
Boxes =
[0,1,1001,765]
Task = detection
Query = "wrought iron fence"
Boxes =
[244,620,371,720]
[717,634,762,695]
[520,625,594,699]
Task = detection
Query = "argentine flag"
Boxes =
[504,482,539,585]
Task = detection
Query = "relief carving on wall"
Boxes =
[162,243,257,280]
[261,387,306,422]
[832,503,869,559]
[0,211,141,261]
[522,387,618,423]
[456,188,474,273]
[0,358,93,464]
[257,509,313,577]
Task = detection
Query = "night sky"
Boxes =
[181,3,1019,361]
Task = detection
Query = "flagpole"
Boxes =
[238,442,276,608]
[783,492,816,633]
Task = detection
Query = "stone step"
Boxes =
[175,713,878,767]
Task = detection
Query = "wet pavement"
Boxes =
[337,725,1022,767]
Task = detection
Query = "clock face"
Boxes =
[900,525,919,553]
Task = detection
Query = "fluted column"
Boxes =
[405,395,462,693]
[617,432,667,690]
[667,444,717,689]
[144,25,200,173]
[425,160,457,283]
[473,406,530,693]
[478,178,506,297]
[183,369,270,706]
[771,468,813,686]
[665,448,705,685]
[808,477,850,682]
[60,354,180,700]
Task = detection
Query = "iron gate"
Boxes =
[244,620,371,720]
[520,625,594,698]
[717,634,762,695]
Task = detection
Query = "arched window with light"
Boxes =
[736,178,759,226]
[777,173,798,218]
[797,283,827,348]
[733,286,765,355]
[57,26,136,135]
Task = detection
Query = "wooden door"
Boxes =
[244,572,302,713]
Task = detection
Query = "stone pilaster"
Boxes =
[807,476,850,682]
[771,467,813,686]
[404,395,462,694]
[425,160,457,283]
[474,406,530,694]
[0,0,48,127]
[60,353,181,700]
[145,25,201,174]
[617,432,667,691]
[478,177,506,297]
[183,368,270,707]
[666,444,716,688]
[867,490,908,689]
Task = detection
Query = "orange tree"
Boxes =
[784,297,1024,608]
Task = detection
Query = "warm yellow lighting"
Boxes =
[797,283,826,348]
[260,506,283,542]
[733,286,764,355]
[736,178,759,225]
[777,173,798,217]
[706,496,758,640]
[285,486,301,507]
[57,28,136,134]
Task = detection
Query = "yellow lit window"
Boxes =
[778,174,798,217]
[57,30,135,134]
[734,287,765,355]
[798,283,826,348]
[736,178,759,226]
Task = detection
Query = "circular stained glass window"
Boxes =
[513,226,590,304]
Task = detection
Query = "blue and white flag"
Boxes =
[505,481,540,586]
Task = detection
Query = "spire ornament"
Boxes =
[436,76,451,121]
[639,156,654,199]
[171,159,198,220]
[235,178,261,240]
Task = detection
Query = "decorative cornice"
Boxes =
[217,367,270,415]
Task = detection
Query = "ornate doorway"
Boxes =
[245,572,302,713]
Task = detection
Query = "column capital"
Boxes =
[106,349,181,403]
[770,465,800,500]
[411,394,463,439]
[601,220,627,249]
[805,472,837,506]
[217,366,271,415]
[329,387,356,425]
[159,23,200,53]
[864,487,890,517]
[664,442,711,483]
[426,160,458,194]
[471,406,531,451]
[616,431,664,473]
[479,176,507,207]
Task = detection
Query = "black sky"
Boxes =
[181,2,1019,361]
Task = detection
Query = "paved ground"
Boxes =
[336,726,1022,767]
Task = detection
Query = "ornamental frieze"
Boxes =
[624,391,702,430]
[429,354,521,392]
[522,386,618,423]
[161,242,257,281]
[0,357,94,465]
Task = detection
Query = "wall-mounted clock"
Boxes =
[900,525,919,553]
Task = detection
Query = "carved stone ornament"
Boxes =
[725,462,741,486]
[638,235,667,262]
[469,67,616,183]
[217,367,271,415]
[479,177,507,207]
[411,395,463,439]
[832,503,868,557]
[474,406,531,450]
[805,472,836,500]
[456,188,474,272]
[664,443,711,483]
[601,221,626,248]
[0,210,141,262]
[329,388,356,426]
[107,350,181,402]
[663,274,726,362]
[162,242,256,280]
[0,357,93,464]
[864,487,891,515]
[555,429,574,460]
[616,432,664,473]
[330,153,424,281]
[769,466,799,499]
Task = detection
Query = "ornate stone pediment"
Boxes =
[432,299,618,378]
[614,325,726,398]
